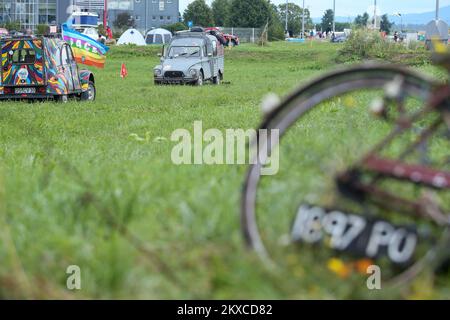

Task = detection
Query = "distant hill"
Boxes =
[312,5,450,27]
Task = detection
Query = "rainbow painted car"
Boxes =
[0,36,95,102]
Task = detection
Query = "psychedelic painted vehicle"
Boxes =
[0,36,95,102]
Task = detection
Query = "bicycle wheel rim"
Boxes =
[241,64,445,288]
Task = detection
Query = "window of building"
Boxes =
[9,0,58,32]
[108,0,134,10]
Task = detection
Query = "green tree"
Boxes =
[354,12,369,28]
[36,24,48,35]
[380,14,393,34]
[113,12,135,29]
[228,0,270,28]
[183,0,214,27]
[162,22,188,34]
[278,2,313,36]
[268,3,285,40]
[335,22,351,32]
[211,0,231,27]
[321,9,334,33]
[0,21,20,31]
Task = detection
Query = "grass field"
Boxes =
[0,41,448,299]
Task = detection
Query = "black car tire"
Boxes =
[56,94,68,103]
[80,81,96,101]
[195,72,204,86]
[213,73,221,85]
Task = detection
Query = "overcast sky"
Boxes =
[180,0,450,18]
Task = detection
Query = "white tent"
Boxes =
[117,28,146,46]
[145,28,172,45]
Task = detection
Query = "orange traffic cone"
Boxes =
[120,63,128,79]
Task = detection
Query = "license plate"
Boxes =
[291,205,418,265]
[15,87,36,94]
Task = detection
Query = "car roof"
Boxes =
[0,35,63,42]
[171,36,207,46]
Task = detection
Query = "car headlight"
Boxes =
[189,69,198,77]
[154,69,161,76]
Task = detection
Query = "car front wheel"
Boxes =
[195,72,204,86]
[81,81,96,101]
[55,94,68,103]
[213,73,221,85]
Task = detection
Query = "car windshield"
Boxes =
[168,46,201,58]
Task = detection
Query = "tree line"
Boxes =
[181,0,313,40]
[179,0,394,38]
[110,0,395,40]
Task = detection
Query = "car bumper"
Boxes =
[0,93,57,100]
[154,76,198,84]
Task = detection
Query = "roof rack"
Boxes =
[174,31,207,37]
[0,34,62,41]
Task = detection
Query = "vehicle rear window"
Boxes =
[11,49,36,64]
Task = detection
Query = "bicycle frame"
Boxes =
[338,83,450,225]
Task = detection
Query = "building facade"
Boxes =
[0,0,59,30]
[107,0,180,32]
[1,0,180,32]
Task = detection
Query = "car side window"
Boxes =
[206,44,212,57]
[61,46,69,66]
[212,40,217,56]
[66,46,75,64]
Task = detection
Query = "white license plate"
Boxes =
[291,205,418,265]
[15,87,36,94]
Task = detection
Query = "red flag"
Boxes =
[120,63,128,79]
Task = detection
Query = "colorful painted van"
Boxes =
[0,36,95,102]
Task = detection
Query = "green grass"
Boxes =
[0,41,448,299]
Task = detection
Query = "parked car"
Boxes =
[153,31,225,86]
[331,35,347,43]
[0,28,8,36]
[331,32,347,43]
[0,35,96,101]
[205,27,240,46]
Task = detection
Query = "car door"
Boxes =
[60,44,81,93]
[201,44,212,80]
[59,45,73,92]
[67,45,81,91]
[211,40,219,78]
[206,42,215,79]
